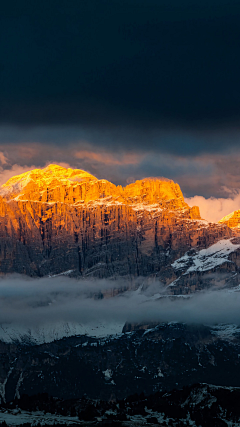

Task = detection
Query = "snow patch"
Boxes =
[171,239,240,274]
[211,324,240,340]
[0,367,14,403]
[15,372,24,399]
[0,320,124,345]
[0,409,79,426]
[103,369,113,380]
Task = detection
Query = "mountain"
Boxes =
[0,164,231,278]
[1,165,240,411]
[166,237,240,294]
[1,323,240,402]
[219,209,240,230]
[2,382,240,426]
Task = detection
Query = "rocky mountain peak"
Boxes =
[0,164,199,216]
[219,210,240,230]
[124,177,184,203]
[0,164,98,201]
[0,164,231,278]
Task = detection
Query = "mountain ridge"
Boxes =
[0,164,199,216]
[0,165,239,347]
[219,209,240,229]
[0,164,232,282]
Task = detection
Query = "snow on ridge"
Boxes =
[171,238,240,274]
[210,324,240,340]
[0,409,79,426]
[48,270,74,278]
[0,321,124,345]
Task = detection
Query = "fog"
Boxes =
[0,275,240,331]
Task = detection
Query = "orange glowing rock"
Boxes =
[0,164,231,277]
[219,210,240,229]
[0,164,97,201]
[0,164,200,218]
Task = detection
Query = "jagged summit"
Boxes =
[0,164,97,200]
[2,164,97,188]
[219,210,240,229]
[0,164,199,215]
[0,164,231,278]
[0,164,106,203]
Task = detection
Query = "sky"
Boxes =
[1,1,240,221]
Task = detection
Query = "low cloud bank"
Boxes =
[186,194,240,223]
[0,275,240,328]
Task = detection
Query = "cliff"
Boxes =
[219,210,240,230]
[0,164,231,277]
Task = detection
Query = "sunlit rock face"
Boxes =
[219,210,240,231]
[0,164,231,277]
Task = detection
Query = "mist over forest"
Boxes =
[0,275,239,329]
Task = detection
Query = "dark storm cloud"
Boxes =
[0,124,237,157]
[1,0,240,132]
[1,1,240,201]
[0,127,239,202]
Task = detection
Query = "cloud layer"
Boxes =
[0,128,239,200]
[186,194,240,223]
[1,1,240,205]
[1,275,240,330]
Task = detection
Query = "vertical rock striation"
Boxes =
[0,164,231,277]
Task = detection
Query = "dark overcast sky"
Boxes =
[1,0,240,204]
[2,0,240,128]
